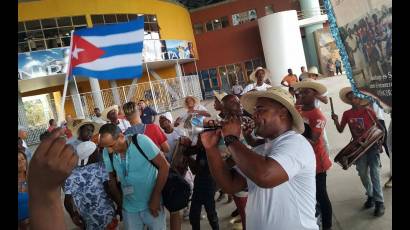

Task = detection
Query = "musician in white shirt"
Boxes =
[242,67,272,95]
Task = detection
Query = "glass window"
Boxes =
[41,18,57,29]
[58,27,73,37]
[27,30,44,39]
[45,38,60,49]
[213,19,222,30]
[74,25,87,31]
[205,21,213,31]
[72,16,87,25]
[193,24,203,35]
[104,14,117,24]
[43,28,58,38]
[91,15,104,25]
[146,15,156,23]
[25,20,41,30]
[234,64,245,83]
[57,17,72,27]
[18,22,25,32]
[18,42,30,53]
[252,58,262,68]
[18,32,27,43]
[245,60,254,77]
[209,68,219,89]
[31,40,46,51]
[150,23,159,32]
[221,16,229,28]
[116,14,128,22]
[61,37,71,46]
[265,5,274,15]
[128,14,138,20]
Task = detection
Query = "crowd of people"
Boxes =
[19,66,392,230]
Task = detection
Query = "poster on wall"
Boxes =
[331,0,392,108]
[18,47,70,80]
[165,40,195,60]
[314,27,343,77]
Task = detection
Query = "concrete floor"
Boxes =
[62,75,391,230]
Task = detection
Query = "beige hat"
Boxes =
[249,67,270,82]
[102,105,119,121]
[241,87,304,133]
[339,87,369,106]
[66,118,85,131]
[293,78,327,95]
[72,120,103,137]
[213,90,228,102]
[307,66,323,76]
[184,95,200,109]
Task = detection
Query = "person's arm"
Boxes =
[63,195,85,229]
[332,113,346,133]
[281,78,289,87]
[243,132,265,147]
[149,153,170,217]
[220,117,289,188]
[200,131,247,194]
[193,110,211,117]
[28,128,78,230]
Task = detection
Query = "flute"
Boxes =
[330,97,335,115]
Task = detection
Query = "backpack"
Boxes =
[131,134,192,212]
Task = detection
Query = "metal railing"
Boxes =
[19,75,202,145]
[297,5,327,20]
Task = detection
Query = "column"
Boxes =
[89,78,105,110]
[299,0,323,68]
[175,63,186,97]
[258,10,307,86]
[109,80,122,106]
[69,81,85,118]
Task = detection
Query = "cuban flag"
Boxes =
[69,17,144,80]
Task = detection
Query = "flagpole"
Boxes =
[146,62,159,113]
[60,30,74,125]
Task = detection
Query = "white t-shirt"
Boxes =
[237,130,318,230]
[372,102,384,120]
[242,83,272,95]
[179,104,208,123]
[117,119,131,133]
[232,85,244,95]
[92,116,107,124]
[165,127,186,157]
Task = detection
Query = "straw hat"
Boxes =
[213,90,228,102]
[72,120,103,137]
[307,66,323,76]
[66,118,85,131]
[241,87,304,133]
[249,67,270,82]
[184,95,200,109]
[76,141,97,166]
[102,105,119,121]
[339,87,369,106]
[293,78,327,95]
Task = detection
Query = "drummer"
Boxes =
[331,87,385,217]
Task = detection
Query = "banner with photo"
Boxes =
[18,47,70,80]
[165,40,195,60]
[314,27,343,77]
[330,0,392,108]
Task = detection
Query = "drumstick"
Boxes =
[330,97,335,115]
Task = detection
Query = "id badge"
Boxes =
[123,185,134,196]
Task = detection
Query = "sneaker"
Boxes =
[374,202,385,217]
[363,196,375,209]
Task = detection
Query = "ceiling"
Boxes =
[175,0,226,10]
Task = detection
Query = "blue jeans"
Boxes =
[355,145,384,202]
[123,207,166,230]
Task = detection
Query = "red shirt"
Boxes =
[144,124,167,148]
[300,108,332,173]
[341,108,377,139]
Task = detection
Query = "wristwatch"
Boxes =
[224,135,239,147]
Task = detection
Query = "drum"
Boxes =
[334,124,384,170]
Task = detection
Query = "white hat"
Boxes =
[76,141,97,166]
[249,67,270,82]
[293,78,328,95]
[160,112,174,123]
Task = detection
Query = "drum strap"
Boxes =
[366,109,386,134]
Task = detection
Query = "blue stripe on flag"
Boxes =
[100,42,144,58]
[72,66,143,80]
[74,18,144,36]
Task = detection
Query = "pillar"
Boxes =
[258,10,307,86]
[299,0,323,68]
[69,81,85,118]
[52,91,64,123]
[175,63,186,97]
[89,78,105,110]
[109,80,122,106]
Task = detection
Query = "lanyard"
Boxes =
[114,143,130,183]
